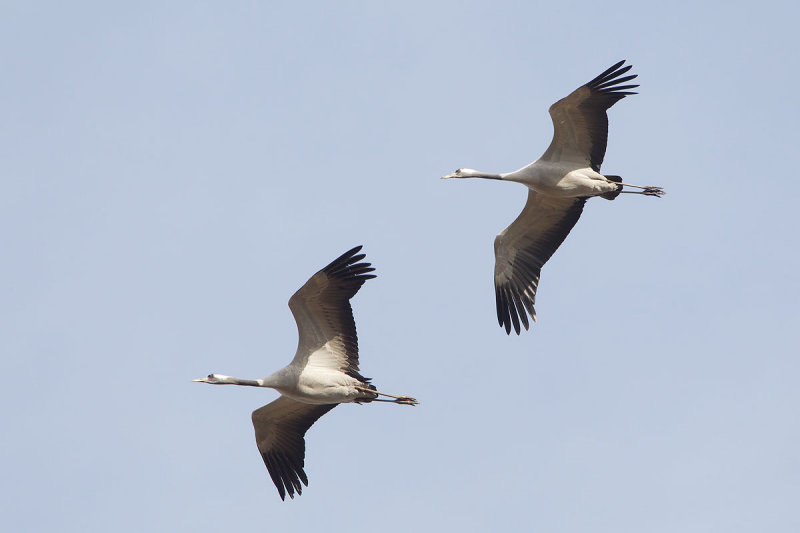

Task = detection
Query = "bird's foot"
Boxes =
[643,186,665,197]
[395,396,419,406]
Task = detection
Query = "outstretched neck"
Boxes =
[230,378,264,387]
[193,368,293,389]
[467,171,503,180]
[194,374,267,386]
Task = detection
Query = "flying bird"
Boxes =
[442,60,664,335]
[193,246,417,500]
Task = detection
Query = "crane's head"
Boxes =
[192,373,234,384]
[441,168,469,179]
[441,168,500,180]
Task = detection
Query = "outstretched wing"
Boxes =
[540,60,638,171]
[288,246,376,380]
[494,191,587,334]
[252,396,337,500]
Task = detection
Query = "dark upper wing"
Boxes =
[540,60,638,171]
[494,191,587,334]
[288,246,376,380]
[252,396,338,500]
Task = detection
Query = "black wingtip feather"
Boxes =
[495,287,504,328]
[512,292,530,331]
[501,285,533,336]
[320,246,378,287]
[263,453,287,500]
[323,246,364,272]
[590,60,626,85]
[610,84,639,91]
[261,450,311,501]
[595,74,638,90]
[588,61,638,96]
[505,287,521,335]
[496,285,511,333]
[347,265,375,275]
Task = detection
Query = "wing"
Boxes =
[540,60,638,171]
[494,191,587,335]
[288,246,376,380]
[252,395,338,500]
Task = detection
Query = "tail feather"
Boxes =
[601,175,623,200]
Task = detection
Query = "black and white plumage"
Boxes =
[442,61,664,334]
[194,246,417,500]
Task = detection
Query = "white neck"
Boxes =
[457,168,504,180]
[214,375,265,386]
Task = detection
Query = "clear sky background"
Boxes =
[2,1,799,531]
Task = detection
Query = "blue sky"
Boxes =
[2,1,799,531]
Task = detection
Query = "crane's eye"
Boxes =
[207,374,214,379]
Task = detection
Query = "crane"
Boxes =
[442,60,664,334]
[194,246,417,499]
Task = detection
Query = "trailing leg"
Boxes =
[620,190,663,197]
[356,386,418,405]
[616,182,665,196]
